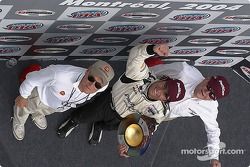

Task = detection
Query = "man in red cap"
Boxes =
[146,58,230,167]
[57,43,186,145]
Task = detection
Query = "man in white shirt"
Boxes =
[13,60,114,141]
[145,57,230,167]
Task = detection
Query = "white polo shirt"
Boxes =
[151,62,221,160]
[19,64,108,112]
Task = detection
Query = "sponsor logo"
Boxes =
[156,26,192,32]
[202,27,241,34]
[105,24,145,32]
[44,36,82,43]
[67,10,108,18]
[80,47,116,54]
[0,47,21,54]
[170,13,210,21]
[56,24,93,30]
[121,12,159,19]
[199,59,233,65]
[223,15,250,21]
[141,37,177,44]
[240,66,250,79]
[172,48,206,54]
[232,39,250,45]
[216,49,249,55]
[15,9,55,16]
[34,48,68,53]
[0,36,32,42]
[188,38,222,44]
[93,37,129,43]
[3,23,44,31]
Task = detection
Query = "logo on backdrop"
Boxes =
[188,38,222,44]
[172,48,206,54]
[216,49,249,55]
[223,15,250,21]
[141,37,177,44]
[170,13,210,21]
[0,36,32,42]
[67,10,109,18]
[80,48,116,54]
[240,66,250,79]
[56,24,94,30]
[232,39,250,45]
[199,59,234,65]
[202,26,241,34]
[121,12,159,19]
[33,48,68,54]
[44,36,82,43]
[15,9,55,16]
[0,47,21,54]
[156,26,192,32]
[93,37,129,43]
[3,23,44,30]
[105,25,145,32]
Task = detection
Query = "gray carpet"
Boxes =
[0,60,249,167]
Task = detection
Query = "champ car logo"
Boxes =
[80,48,116,54]
[0,36,32,42]
[3,23,44,30]
[121,12,159,19]
[232,39,250,45]
[44,36,82,43]
[93,37,129,43]
[216,49,249,55]
[240,66,250,79]
[188,38,222,44]
[33,48,68,53]
[141,37,177,44]
[105,24,145,32]
[67,10,109,18]
[202,26,241,34]
[15,9,55,16]
[170,13,210,21]
[0,47,21,54]
[172,48,206,54]
[156,26,192,32]
[199,59,233,65]
[223,15,250,21]
[56,24,94,30]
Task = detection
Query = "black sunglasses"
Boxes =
[207,85,216,100]
[88,75,102,89]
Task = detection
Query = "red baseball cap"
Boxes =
[207,76,230,100]
[165,78,186,102]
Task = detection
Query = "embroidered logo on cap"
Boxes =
[176,82,181,98]
[219,80,225,96]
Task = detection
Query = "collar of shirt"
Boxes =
[73,73,84,92]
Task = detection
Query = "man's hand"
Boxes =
[153,43,169,57]
[118,144,130,158]
[15,95,28,108]
[210,159,221,167]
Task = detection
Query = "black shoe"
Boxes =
[88,123,103,145]
[57,118,78,138]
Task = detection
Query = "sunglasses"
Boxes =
[207,85,216,100]
[88,75,102,89]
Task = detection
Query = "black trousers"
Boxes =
[71,87,122,131]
